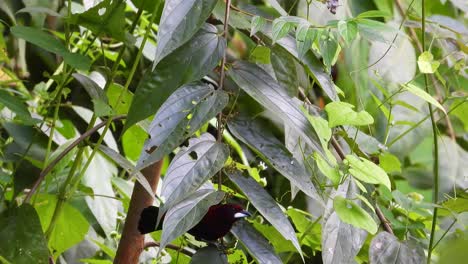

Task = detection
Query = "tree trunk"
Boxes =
[114,160,164,264]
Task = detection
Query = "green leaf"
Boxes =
[338,20,358,45]
[345,155,391,190]
[314,152,341,185]
[272,19,293,43]
[379,152,401,173]
[34,195,90,258]
[231,220,282,264]
[249,46,271,64]
[228,117,323,203]
[72,73,108,103]
[227,171,303,259]
[137,82,228,169]
[10,26,91,71]
[295,23,316,60]
[228,61,324,155]
[122,125,146,162]
[357,10,391,19]
[159,133,229,214]
[403,83,446,114]
[190,245,228,264]
[154,0,218,63]
[319,31,341,70]
[333,196,378,234]
[0,89,31,119]
[106,83,132,115]
[369,232,425,263]
[325,101,374,127]
[0,205,49,264]
[417,51,440,73]
[251,16,267,36]
[125,24,225,130]
[69,0,126,42]
[161,188,224,251]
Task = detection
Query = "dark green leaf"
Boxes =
[72,73,108,103]
[270,45,299,97]
[296,23,316,60]
[212,1,251,30]
[231,220,282,264]
[190,245,228,264]
[227,171,303,258]
[160,133,229,213]
[10,26,91,71]
[228,61,323,155]
[369,232,425,263]
[137,82,229,169]
[0,204,49,264]
[319,31,340,70]
[154,0,218,63]
[228,117,323,203]
[125,24,225,130]
[0,89,31,119]
[161,189,224,251]
[69,0,126,42]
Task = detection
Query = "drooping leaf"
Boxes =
[154,0,218,64]
[228,61,323,155]
[228,117,323,203]
[97,145,156,199]
[403,83,446,114]
[231,220,282,264]
[369,232,425,264]
[159,133,229,213]
[296,23,316,60]
[73,73,111,117]
[333,196,378,234]
[10,26,91,71]
[0,204,49,264]
[325,101,374,127]
[251,16,267,36]
[82,150,118,236]
[272,18,293,43]
[338,20,358,45]
[265,0,288,15]
[34,195,89,259]
[319,31,341,70]
[314,152,341,185]
[69,0,126,42]
[125,24,225,130]
[137,82,229,169]
[345,155,391,190]
[160,188,224,251]
[227,171,303,258]
[190,245,228,264]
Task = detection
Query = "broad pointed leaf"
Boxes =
[137,82,229,169]
[333,196,378,234]
[251,16,267,36]
[125,24,225,130]
[325,101,374,127]
[227,171,303,258]
[345,155,391,190]
[270,45,299,97]
[403,83,446,114]
[369,232,425,264]
[231,220,282,264]
[160,133,229,213]
[154,0,218,64]
[160,188,224,251]
[190,245,228,264]
[228,61,323,155]
[296,23,317,60]
[228,117,323,203]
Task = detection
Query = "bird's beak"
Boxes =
[234,210,251,219]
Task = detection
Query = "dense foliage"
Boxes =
[0,0,467,263]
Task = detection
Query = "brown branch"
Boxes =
[114,160,164,264]
[143,241,195,257]
[24,115,127,203]
[375,203,394,234]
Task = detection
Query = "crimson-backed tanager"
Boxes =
[138,204,251,241]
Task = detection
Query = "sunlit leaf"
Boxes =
[345,155,391,190]
[325,101,374,127]
[333,196,378,234]
[403,83,446,114]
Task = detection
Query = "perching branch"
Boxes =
[144,241,195,257]
[24,115,126,203]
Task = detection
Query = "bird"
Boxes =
[138,204,251,241]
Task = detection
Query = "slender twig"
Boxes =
[423,0,440,261]
[24,115,126,203]
[143,242,195,257]
[375,203,394,234]
[216,0,232,191]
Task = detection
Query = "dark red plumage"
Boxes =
[138,204,250,241]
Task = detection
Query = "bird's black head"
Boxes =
[211,204,251,224]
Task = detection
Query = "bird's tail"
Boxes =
[138,206,159,234]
